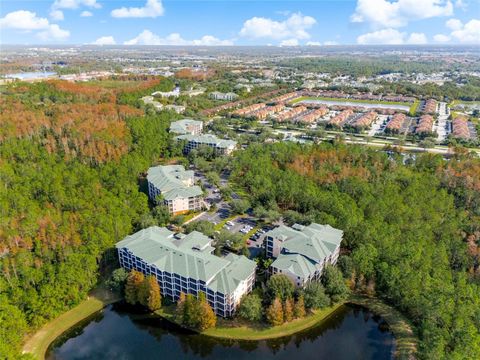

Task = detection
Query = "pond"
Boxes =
[47,303,395,360]
[299,99,411,111]
[3,72,56,80]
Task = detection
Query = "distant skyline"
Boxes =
[0,1,479,46]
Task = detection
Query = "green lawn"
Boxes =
[22,288,120,360]
[203,303,343,340]
[409,99,420,116]
[156,301,343,340]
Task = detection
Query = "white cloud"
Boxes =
[446,18,463,30]
[52,0,100,10]
[357,28,406,44]
[50,10,64,21]
[434,33,451,42]
[306,40,339,46]
[111,0,164,18]
[191,35,233,46]
[37,24,70,41]
[0,10,69,41]
[240,13,316,40]
[280,38,299,46]
[450,19,480,43]
[357,28,428,44]
[80,11,93,17]
[0,10,50,30]
[454,0,467,10]
[406,32,427,44]
[92,36,116,45]
[351,0,453,28]
[124,30,233,46]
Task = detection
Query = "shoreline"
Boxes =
[349,295,418,359]
[155,302,345,341]
[23,291,417,360]
[22,288,120,360]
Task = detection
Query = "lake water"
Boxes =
[3,72,56,80]
[300,99,411,111]
[47,303,395,360]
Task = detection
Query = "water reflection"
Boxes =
[48,303,395,360]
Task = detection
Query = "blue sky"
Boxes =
[0,1,479,45]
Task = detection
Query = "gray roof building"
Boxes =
[266,223,343,286]
[147,165,202,202]
[116,226,257,316]
[176,134,237,154]
[169,119,203,135]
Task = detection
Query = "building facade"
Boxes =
[209,91,239,101]
[265,223,343,287]
[147,165,203,215]
[117,227,256,317]
[176,134,237,155]
[169,119,203,135]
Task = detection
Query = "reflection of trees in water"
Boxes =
[48,310,106,353]
[52,303,395,359]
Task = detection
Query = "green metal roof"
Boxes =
[268,223,343,279]
[271,254,317,279]
[147,165,203,201]
[169,119,203,135]
[116,227,256,294]
[176,134,237,150]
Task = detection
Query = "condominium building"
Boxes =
[169,119,204,135]
[147,165,203,215]
[176,134,237,155]
[116,226,257,317]
[265,223,343,287]
[209,91,239,101]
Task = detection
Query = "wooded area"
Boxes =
[0,80,176,359]
[230,142,480,359]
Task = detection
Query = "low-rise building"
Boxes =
[152,87,181,98]
[116,226,256,317]
[209,91,239,101]
[176,134,237,155]
[265,223,343,287]
[170,119,203,135]
[147,165,203,215]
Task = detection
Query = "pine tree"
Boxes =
[294,295,306,319]
[283,298,294,323]
[145,275,161,312]
[197,292,216,330]
[125,270,144,305]
[266,297,284,326]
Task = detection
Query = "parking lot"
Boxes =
[192,169,275,258]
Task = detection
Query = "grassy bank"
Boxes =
[157,302,344,341]
[204,303,343,340]
[350,294,417,360]
[22,288,120,360]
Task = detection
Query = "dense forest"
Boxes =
[279,56,480,77]
[0,79,179,359]
[230,143,480,359]
[1,76,480,359]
